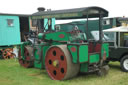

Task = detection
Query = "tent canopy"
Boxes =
[103,26,128,32]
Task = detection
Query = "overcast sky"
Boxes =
[0,0,127,17]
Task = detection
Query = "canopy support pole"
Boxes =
[99,12,103,43]
[86,14,89,41]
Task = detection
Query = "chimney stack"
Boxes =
[37,7,45,12]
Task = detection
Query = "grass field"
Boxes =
[0,59,128,85]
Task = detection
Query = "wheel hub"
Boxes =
[53,60,59,67]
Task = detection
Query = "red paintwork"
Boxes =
[71,47,76,52]
[95,43,101,53]
[89,42,93,53]
[88,42,101,53]
[59,34,65,38]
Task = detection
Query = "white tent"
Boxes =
[103,26,128,32]
[91,31,109,41]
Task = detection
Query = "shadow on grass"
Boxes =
[109,63,121,71]
[65,72,101,82]
[67,63,121,81]
[26,62,122,81]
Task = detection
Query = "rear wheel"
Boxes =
[18,46,34,68]
[45,45,80,80]
[120,55,128,72]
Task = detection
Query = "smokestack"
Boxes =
[37,7,45,12]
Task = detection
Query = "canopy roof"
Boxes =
[103,26,128,32]
[31,6,108,19]
[117,17,128,22]
[0,13,30,17]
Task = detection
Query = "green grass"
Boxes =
[0,59,128,85]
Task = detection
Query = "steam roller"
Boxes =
[18,6,110,80]
[45,45,80,80]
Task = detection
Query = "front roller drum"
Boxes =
[18,46,34,68]
[45,45,80,80]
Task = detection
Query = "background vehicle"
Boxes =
[103,18,128,72]
[0,14,30,59]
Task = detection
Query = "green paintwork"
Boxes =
[0,15,21,46]
[33,41,62,69]
[31,7,108,20]
[101,43,109,58]
[34,61,42,69]
[34,43,50,69]
[34,45,42,69]
[45,31,69,41]
[79,45,88,63]
[80,63,88,72]
[68,44,89,63]
[19,42,30,60]
[28,17,31,31]
[38,33,43,39]
[67,45,78,63]
[20,44,25,59]
[42,46,49,68]
[112,18,117,27]
[31,13,81,19]
[89,53,100,63]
